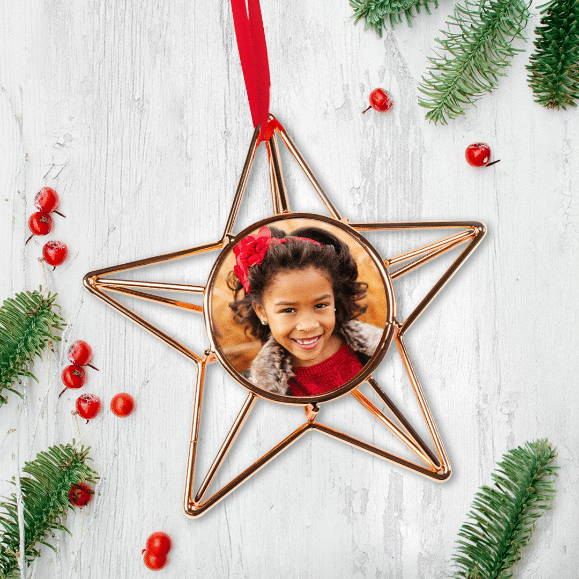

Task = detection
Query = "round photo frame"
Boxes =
[204,213,397,405]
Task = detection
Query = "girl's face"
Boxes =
[253,266,342,368]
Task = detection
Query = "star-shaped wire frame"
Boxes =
[84,115,485,518]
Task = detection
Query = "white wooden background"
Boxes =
[1,1,578,577]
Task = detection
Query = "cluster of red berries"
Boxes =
[61,340,135,421]
[363,89,500,170]
[64,340,134,511]
[27,187,68,268]
[143,532,172,571]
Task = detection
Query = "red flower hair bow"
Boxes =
[233,227,277,293]
[232,226,322,293]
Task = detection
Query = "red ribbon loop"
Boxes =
[230,0,271,142]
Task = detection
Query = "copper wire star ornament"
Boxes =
[84,116,485,517]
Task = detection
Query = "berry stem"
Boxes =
[25,234,33,245]
[54,210,66,218]
[362,106,371,114]
[486,159,501,167]
[87,363,99,371]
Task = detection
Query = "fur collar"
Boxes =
[248,320,383,395]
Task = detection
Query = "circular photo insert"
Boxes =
[206,214,396,404]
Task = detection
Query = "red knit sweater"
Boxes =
[288,343,363,397]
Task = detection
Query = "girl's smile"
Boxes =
[254,266,343,367]
[292,335,322,350]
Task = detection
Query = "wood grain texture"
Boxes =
[1,1,577,577]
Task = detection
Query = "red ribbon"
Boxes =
[230,0,271,142]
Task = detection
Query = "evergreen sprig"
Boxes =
[0,443,98,578]
[350,0,439,36]
[418,0,531,124]
[0,290,65,407]
[452,439,558,579]
[527,0,579,109]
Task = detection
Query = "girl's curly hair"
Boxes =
[228,226,368,342]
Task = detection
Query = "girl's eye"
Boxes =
[314,303,329,310]
[281,308,296,314]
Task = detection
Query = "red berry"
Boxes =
[363,88,393,114]
[111,393,135,417]
[28,212,53,236]
[465,143,496,167]
[146,532,172,557]
[68,340,93,366]
[143,551,168,571]
[34,187,60,213]
[62,365,86,389]
[42,241,68,267]
[69,483,93,507]
[76,394,101,420]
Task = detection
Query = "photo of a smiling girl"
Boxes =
[227,225,383,397]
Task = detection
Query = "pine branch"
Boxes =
[452,439,558,579]
[527,0,579,109]
[350,0,439,36]
[418,0,531,124]
[0,290,65,407]
[0,443,98,578]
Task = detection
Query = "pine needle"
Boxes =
[527,0,579,109]
[452,439,558,579]
[350,0,439,36]
[418,0,531,124]
[0,290,65,407]
[0,443,99,578]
